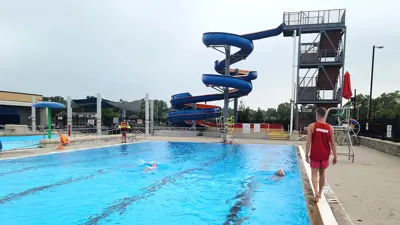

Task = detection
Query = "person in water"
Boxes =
[276,168,285,177]
[144,163,157,171]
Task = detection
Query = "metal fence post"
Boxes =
[395,114,399,142]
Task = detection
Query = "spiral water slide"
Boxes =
[167,24,284,124]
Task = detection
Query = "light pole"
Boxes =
[367,45,384,120]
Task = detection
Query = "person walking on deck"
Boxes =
[305,107,337,202]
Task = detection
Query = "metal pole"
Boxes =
[47,107,52,139]
[368,46,375,120]
[31,96,36,133]
[339,26,347,107]
[353,89,356,119]
[223,45,231,141]
[233,98,238,123]
[96,93,102,135]
[192,103,196,129]
[145,93,149,136]
[67,96,72,136]
[150,100,154,135]
[296,29,302,131]
[290,30,297,135]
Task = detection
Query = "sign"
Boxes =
[87,119,95,126]
[242,123,250,133]
[386,125,392,138]
[57,116,63,120]
[302,108,312,113]
[137,119,143,124]
[253,124,261,133]
[113,117,119,124]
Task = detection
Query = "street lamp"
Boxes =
[367,45,384,120]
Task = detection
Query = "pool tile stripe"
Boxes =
[0,163,140,205]
[0,169,108,205]
[223,176,259,225]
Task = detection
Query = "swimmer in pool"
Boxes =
[144,163,157,171]
[276,168,285,177]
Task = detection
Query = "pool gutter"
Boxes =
[297,146,338,225]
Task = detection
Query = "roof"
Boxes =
[0,90,43,96]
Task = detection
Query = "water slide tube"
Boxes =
[167,24,284,124]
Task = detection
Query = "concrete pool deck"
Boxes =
[1,136,399,224]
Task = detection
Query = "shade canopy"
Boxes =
[342,71,353,100]
[32,102,66,109]
[71,98,143,114]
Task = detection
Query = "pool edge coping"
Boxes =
[298,145,338,225]
[0,141,149,161]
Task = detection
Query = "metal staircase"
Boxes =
[283,9,347,129]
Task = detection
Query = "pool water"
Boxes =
[0,142,310,225]
[0,134,57,151]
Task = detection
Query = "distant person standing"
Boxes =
[305,107,337,202]
[118,120,130,143]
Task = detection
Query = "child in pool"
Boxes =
[276,168,285,177]
[144,163,157,171]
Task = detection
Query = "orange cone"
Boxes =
[56,140,64,150]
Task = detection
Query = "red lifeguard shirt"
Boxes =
[310,122,332,161]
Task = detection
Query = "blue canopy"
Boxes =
[32,102,66,108]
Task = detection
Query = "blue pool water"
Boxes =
[0,134,57,151]
[0,142,310,225]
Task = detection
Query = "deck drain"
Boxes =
[327,199,339,203]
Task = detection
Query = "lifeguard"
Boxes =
[57,131,69,150]
[118,120,131,143]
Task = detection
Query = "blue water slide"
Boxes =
[167,24,284,124]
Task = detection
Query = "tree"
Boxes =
[277,102,291,121]
[265,108,278,121]
[153,100,169,122]
[238,100,251,123]
[43,96,67,105]
[345,94,369,119]
[138,99,170,121]
[254,107,264,122]
[374,91,400,118]
[345,91,400,119]
[138,100,146,120]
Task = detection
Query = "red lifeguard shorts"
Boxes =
[310,160,329,169]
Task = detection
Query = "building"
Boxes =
[0,90,47,127]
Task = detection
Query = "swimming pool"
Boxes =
[0,134,57,151]
[0,142,310,225]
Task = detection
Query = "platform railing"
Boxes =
[283,9,346,26]
[300,49,344,63]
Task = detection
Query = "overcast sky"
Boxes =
[1,0,399,109]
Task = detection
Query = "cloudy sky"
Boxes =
[1,0,399,109]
